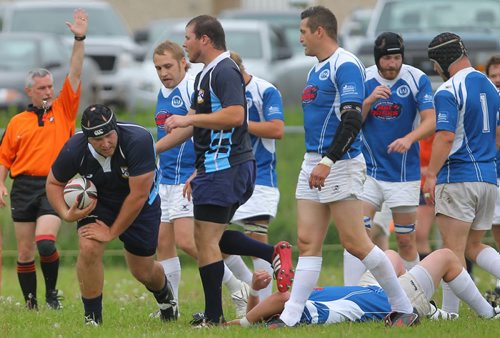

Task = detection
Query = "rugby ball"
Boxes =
[63,177,97,209]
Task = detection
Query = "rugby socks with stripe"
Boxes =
[36,235,60,294]
[280,256,322,326]
[17,260,37,304]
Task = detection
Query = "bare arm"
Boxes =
[165,105,245,133]
[156,125,193,154]
[248,119,284,139]
[388,108,436,154]
[65,8,88,92]
[0,165,9,208]
[423,130,454,204]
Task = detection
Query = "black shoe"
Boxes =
[26,293,38,310]
[189,312,224,328]
[384,310,419,327]
[46,289,64,310]
[158,281,178,321]
[484,289,500,307]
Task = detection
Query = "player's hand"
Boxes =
[183,170,197,201]
[422,174,436,206]
[387,136,412,154]
[164,115,192,133]
[66,8,88,37]
[251,269,272,291]
[366,85,391,105]
[65,198,96,222]
[78,219,112,243]
[309,163,331,190]
[0,185,8,208]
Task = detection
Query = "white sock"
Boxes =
[280,256,322,326]
[362,246,413,313]
[252,258,273,299]
[476,246,500,279]
[343,249,366,285]
[160,257,181,301]
[402,254,420,271]
[448,268,494,318]
[222,264,242,294]
[441,281,460,313]
[224,255,252,284]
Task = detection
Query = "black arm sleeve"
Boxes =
[324,102,363,163]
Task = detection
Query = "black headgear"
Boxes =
[428,32,467,80]
[81,104,117,138]
[374,32,404,69]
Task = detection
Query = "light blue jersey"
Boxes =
[434,67,499,185]
[362,64,434,182]
[299,285,391,324]
[155,76,196,184]
[302,48,365,158]
[246,76,284,187]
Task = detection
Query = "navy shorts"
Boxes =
[78,196,161,256]
[10,175,58,222]
[192,160,255,224]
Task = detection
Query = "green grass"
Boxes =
[0,256,499,337]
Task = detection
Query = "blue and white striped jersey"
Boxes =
[434,67,499,185]
[302,48,365,159]
[246,76,284,187]
[155,75,196,185]
[362,64,434,182]
[299,285,391,325]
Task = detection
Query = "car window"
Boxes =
[377,0,500,33]
[10,7,129,37]
[0,39,37,70]
[40,38,66,67]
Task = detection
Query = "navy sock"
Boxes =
[82,294,103,324]
[199,260,224,323]
[219,230,274,263]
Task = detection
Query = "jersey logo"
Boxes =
[396,85,410,98]
[341,83,359,96]
[370,101,402,120]
[246,97,253,109]
[437,112,449,123]
[319,69,330,80]
[197,89,205,104]
[120,166,129,178]
[155,110,172,127]
[171,96,183,108]
[302,85,318,104]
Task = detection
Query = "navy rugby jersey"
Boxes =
[191,51,253,173]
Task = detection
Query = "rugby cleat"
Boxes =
[384,310,419,327]
[230,281,250,318]
[46,289,64,310]
[272,241,294,293]
[26,293,38,310]
[428,300,459,320]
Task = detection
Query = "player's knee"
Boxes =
[36,239,56,256]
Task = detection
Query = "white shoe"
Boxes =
[428,300,459,320]
[492,306,500,319]
[231,281,250,318]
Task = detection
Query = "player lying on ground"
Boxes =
[226,249,500,327]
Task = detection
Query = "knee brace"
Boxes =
[243,222,268,235]
[394,223,416,234]
[36,236,57,257]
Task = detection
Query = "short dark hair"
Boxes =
[186,15,226,51]
[485,55,500,77]
[300,6,337,41]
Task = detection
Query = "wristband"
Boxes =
[74,35,86,41]
[249,287,259,297]
[319,156,334,168]
[240,316,251,327]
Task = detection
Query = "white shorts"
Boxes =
[231,185,280,222]
[295,153,366,203]
[358,270,430,317]
[372,203,393,236]
[493,179,500,225]
[435,182,496,230]
[159,184,193,223]
[361,176,420,210]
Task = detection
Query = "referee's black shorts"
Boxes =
[10,175,58,222]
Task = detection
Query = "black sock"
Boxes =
[17,261,37,301]
[199,261,224,323]
[147,276,169,303]
[82,294,103,324]
[219,230,274,262]
[40,250,60,294]
[418,252,429,261]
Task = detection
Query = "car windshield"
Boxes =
[10,7,129,37]
[169,30,263,59]
[0,39,37,70]
[376,0,500,34]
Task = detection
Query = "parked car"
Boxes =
[356,0,500,89]
[339,7,372,54]
[127,19,297,112]
[0,32,98,111]
[0,0,143,108]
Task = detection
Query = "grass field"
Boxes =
[0,252,499,338]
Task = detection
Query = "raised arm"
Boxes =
[65,8,88,92]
